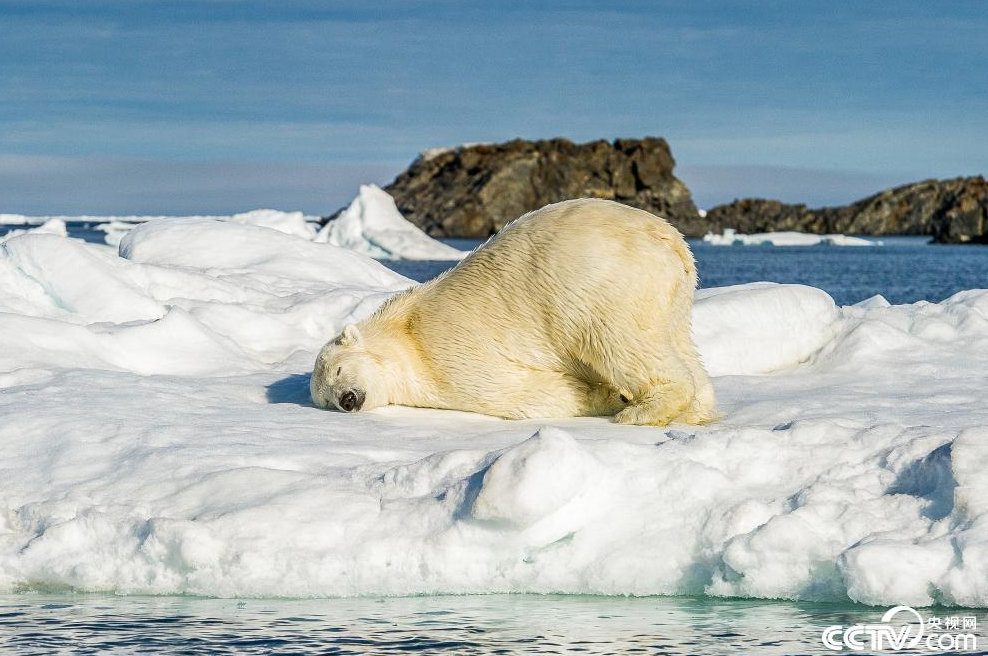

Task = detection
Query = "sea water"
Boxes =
[4,593,986,655]
[390,237,988,307]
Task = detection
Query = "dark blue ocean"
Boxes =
[389,237,988,307]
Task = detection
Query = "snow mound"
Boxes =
[1,226,988,606]
[120,218,403,289]
[704,228,880,247]
[229,209,317,239]
[471,427,603,529]
[316,185,468,260]
[694,283,841,376]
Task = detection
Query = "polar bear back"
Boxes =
[403,199,698,391]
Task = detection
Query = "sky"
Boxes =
[0,0,985,215]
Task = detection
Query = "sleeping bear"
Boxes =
[311,198,715,426]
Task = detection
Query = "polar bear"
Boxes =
[311,198,715,425]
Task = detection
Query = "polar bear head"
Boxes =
[310,324,385,413]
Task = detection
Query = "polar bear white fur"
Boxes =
[311,198,715,425]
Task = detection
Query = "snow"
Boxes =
[3,191,462,260]
[95,220,138,247]
[704,228,880,247]
[229,209,317,240]
[316,185,468,260]
[0,218,67,243]
[1,223,987,606]
[418,142,492,162]
[85,209,317,247]
[693,283,841,376]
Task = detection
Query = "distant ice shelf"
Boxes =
[703,228,881,247]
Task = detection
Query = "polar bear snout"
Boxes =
[338,389,365,412]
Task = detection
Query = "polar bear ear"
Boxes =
[339,323,362,347]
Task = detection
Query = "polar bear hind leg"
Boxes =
[497,368,603,419]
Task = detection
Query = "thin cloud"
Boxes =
[0,1,985,212]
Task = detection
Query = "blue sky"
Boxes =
[0,0,985,214]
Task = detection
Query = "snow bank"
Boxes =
[703,228,879,247]
[97,210,317,247]
[316,185,468,260]
[693,283,841,376]
[1,226,987,606]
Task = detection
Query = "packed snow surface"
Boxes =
[1,222,987,606]
[316,185,468,260]
[704,228,880,247]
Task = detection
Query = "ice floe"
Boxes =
[316,185,468,260]
[2,188,460,261]
[0,221,986,606]
[704,228,880,247]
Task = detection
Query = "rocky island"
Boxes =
[706,176,988,244]
[380,137,701,238]
[328,138,987,244]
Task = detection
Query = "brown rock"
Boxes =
[705,176,988,243]
[376,137,700,238]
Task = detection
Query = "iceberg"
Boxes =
[703,228,880,247]
[316,184,468,260]
[95,220,140,247]
[0,222,986,606]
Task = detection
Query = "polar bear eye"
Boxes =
[336,367,342,376]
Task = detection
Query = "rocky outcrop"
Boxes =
[329,137,985,242]
[706,176,988,243]
[703,199,829,234]
[378,138,700,238]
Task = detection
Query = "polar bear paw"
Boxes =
[614,380,692,426]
